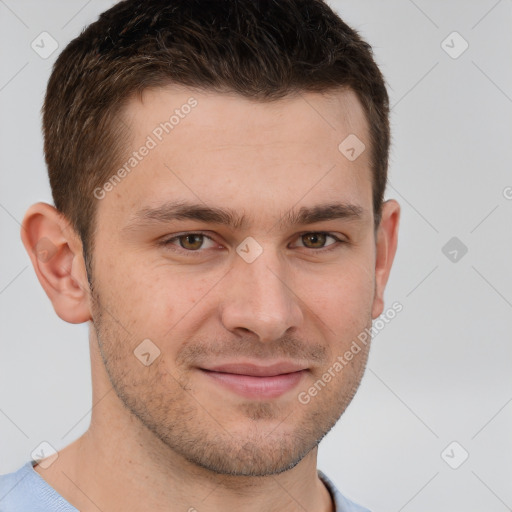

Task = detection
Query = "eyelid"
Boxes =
[291,232,344,248]
[159,231,218,252]
[159,230,347,255]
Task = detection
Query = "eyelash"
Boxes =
[159,231,346,256]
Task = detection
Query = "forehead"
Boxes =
[99,85,373,227]
[127,85,368,140]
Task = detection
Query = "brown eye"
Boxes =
[293,232,344,252]
[178,234,204,250]
[161,232,217,254]
[301,233,328,248]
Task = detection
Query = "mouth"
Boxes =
[198,362,309,399]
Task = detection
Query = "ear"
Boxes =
[371,199,400,319]
[20,202,92,324]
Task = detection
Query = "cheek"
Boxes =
[305,254,375,333]
[91,250,164,336]
[96,254,220,339]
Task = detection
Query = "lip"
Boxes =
[199,361,308,399]
[204,362,308,377]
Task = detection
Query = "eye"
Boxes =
[159,231,345,257]
[161,233,217,252]
[292,232,344,251]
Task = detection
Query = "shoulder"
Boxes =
[0,461,78,512]
[0,462,32,505]
[317,469,372,512]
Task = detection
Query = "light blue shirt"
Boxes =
[0,461,370,511]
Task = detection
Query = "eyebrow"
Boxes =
[122,200,367,233]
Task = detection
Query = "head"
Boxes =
[22,0,399,477]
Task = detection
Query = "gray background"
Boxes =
[1,1,511,511]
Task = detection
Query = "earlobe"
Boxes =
[371,199,400,319]
[20,202,92,324]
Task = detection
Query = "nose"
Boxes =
[220,251,304,343]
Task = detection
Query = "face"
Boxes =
[89,86,378,476]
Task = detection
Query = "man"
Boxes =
[0,0,399,510]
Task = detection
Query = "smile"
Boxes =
[199,368,307,399]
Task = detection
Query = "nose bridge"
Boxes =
[220,246,303,341]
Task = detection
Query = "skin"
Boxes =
[21,86,400,512]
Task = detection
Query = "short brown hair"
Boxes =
[43,0,390,271]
